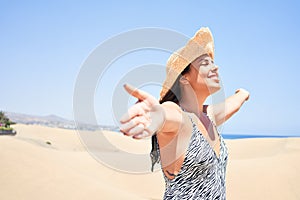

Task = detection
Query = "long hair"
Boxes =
[150,64,191,171]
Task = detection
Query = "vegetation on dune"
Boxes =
[0,111,16,132]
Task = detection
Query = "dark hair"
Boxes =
[159,64,191,104]
[150,64,191,172]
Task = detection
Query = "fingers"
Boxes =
[120,84,161,139]
[235,88,250,101]
[120,102,149,123]
[120,107,165,139]
[123,84,149,101]
[120,112,153,139]
[133,131,150,139]
[120,115,149,133]
[127,123,145,135]
[120,121,149,138]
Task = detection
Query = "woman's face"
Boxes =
[185,54,221,96]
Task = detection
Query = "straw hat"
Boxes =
[160,27,215,100]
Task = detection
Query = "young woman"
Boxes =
[120,27,249,199]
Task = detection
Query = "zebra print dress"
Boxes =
[158,115,228,200]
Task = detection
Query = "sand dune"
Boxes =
[226,138,300,200]
[0,124,299,199]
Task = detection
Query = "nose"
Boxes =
[211,64,218,71]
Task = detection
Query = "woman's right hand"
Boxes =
[119,84,165,139]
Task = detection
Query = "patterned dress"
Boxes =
[157,115,228,200]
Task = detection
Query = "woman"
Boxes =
[120,27,249,199]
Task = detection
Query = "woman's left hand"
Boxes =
[235,88,250,101]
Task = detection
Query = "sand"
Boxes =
[0,124,299,200]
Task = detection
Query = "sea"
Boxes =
[111,127,299,140]
[222,134,300,140]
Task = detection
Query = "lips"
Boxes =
[208,74,218,78]
[208,73,220,82]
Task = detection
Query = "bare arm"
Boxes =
[206,88,250,126]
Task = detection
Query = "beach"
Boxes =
[1,124,299,200]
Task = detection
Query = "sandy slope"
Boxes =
[226,138,300,200]
[0,124,299,199]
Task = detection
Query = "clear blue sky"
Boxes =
[1,0,300,135]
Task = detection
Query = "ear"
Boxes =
[179,76,190,85]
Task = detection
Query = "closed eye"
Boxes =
[200,59,213,66]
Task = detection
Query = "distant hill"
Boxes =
[6,112,117,131]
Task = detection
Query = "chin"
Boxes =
[208,85,221,95]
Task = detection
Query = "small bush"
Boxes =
[0,126,13,131]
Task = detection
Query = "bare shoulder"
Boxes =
[156,110,195,151]
[157,103,194,138]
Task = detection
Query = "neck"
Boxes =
[180,88,215,136]
[179,87,208,115]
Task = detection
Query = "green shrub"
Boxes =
[0,126,13,131]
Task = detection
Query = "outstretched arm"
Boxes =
[206,88,250,126]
